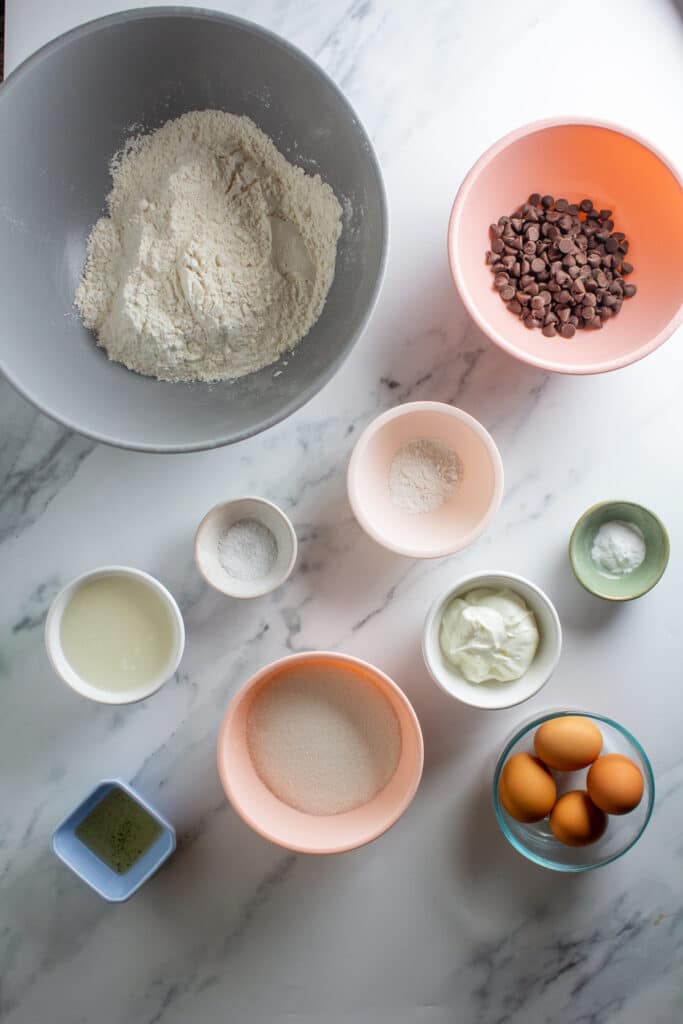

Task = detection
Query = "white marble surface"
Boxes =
[2,1,683,1021]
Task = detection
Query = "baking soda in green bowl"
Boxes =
[569,500,669,601]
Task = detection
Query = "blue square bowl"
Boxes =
[52,779,176,901]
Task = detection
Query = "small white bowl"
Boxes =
[45,566,185,705]
[422,571,562,709]
[194,497,297,599]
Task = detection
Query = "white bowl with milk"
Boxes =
[45,566,185,704]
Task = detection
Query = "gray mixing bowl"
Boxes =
[0,8,386,452]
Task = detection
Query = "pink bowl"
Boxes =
[448,118,683,374]
[348,402,503,558]
[217,652,424,854]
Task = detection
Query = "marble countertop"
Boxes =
[2,2,683,1021]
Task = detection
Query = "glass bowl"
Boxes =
[493,710,654,871]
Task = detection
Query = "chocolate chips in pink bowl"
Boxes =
[486,194,636,339]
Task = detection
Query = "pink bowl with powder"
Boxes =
[217,652,424,855]
[448,118,683,374]
[347,402,503,558]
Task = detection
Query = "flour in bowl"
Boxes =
[75,110,342,382]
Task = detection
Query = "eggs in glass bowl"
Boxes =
[493,710,654,871]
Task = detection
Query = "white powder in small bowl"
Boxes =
[218,518,278,581]
[591,520,646,577]
[389,438,462,514]
[246,664,402,816]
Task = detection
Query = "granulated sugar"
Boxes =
[246,664,402,815]
[218,518,278,581]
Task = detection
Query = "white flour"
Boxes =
[75,110,342,382]
[389,438,462,513]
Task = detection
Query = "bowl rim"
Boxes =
[447,115,683,376]
[347,400,504,558]
[568,499,670,601]
[422,570,562,709]
[194,496,298,598]
[0,5,388,453]
[492,707,656,872]
[216,650,425,854]
[44,565,185,704]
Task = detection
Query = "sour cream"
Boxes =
[439,587,539,684]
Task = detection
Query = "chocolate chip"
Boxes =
[487,193,635,334]
[560,323,576,338]
[542,323,557,337]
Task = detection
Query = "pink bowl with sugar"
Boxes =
[347,401,503,558]
[448,118,683,374]
[217,652,424,854]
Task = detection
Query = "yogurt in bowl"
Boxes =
[423,571,562,710]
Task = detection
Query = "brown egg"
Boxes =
[587,754,644,815]
[534,716,603,771]
[499,752,557,823]
[550,790,607,846]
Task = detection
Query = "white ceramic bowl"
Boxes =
[45,566,185,705]
[194,497,297,599]
[422,571,562,709]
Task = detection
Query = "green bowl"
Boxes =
[569,501,669,601]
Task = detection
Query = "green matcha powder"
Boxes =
[76,787,162,875]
